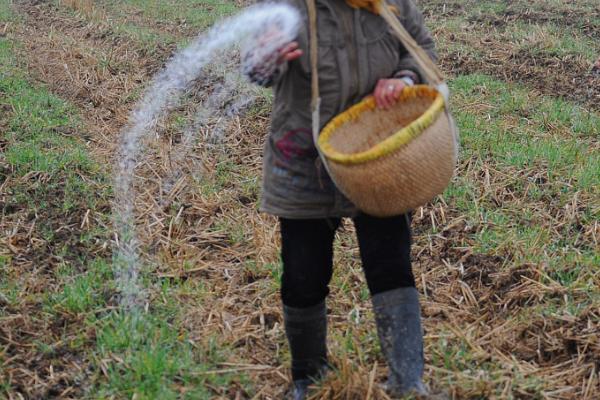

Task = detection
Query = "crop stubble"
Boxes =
[1,0,598,399]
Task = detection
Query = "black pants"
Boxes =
[280,214,415,308]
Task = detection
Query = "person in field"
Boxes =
[244,0,437,398]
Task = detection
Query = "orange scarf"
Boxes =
[344,0,382,14]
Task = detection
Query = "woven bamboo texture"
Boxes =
[320,85,456,216]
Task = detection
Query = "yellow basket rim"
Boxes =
[318,85,445,165]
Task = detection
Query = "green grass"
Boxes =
[1,19,245,397]
[95,312,219,399]
[92,263,251,399]
[423,0,600,116]
[57,0,242,49]
[52,0,177,47]
[48,259,113,314]
[445,74,599,275]
[1,22,115,338]
[506,22,599,60]
[424,0,600,32]
[3,0,599,397]
[0,6,114,396]
[421,73,600,396]
[116,22,176,47]
[434,14,599,63]
[1,41,109,215]
[0,0,14,22]
[103,0,238,31]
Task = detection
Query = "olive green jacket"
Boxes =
[260,0,437,218]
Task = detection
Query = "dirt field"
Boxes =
[1,0,598,399]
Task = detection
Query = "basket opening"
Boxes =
[327,94,436,155]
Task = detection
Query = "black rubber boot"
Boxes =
[372,287,428,397]
[283,301,328,400]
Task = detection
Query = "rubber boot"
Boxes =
[372,287,428,397]
[283,301,328,400]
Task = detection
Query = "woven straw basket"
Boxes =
[318,85,456,216]
[305,0,458,217]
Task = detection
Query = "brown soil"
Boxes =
[1,1,171,397]
[423,0,600,40]
[2,0,599,399]
[440,46,600,111]
[15,0,174,141]
[421,0,600,111]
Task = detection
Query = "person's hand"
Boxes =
[253,27,302,67]
[373,78,408,110]
[276,41,303,64]
[243,29,303,86]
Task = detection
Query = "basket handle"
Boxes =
[379,2,455,144]
[306,0,343,185]
[305,0,324,151]
[378,2,445,87]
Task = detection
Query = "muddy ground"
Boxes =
[1,0,599,399]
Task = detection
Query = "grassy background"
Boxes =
[1,0,598,399]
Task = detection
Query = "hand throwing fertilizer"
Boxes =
[308,0,459,217]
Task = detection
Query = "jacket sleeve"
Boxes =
[241,0,303,87]
[390,0,437,84]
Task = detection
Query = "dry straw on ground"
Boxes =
[2,1,598,399]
